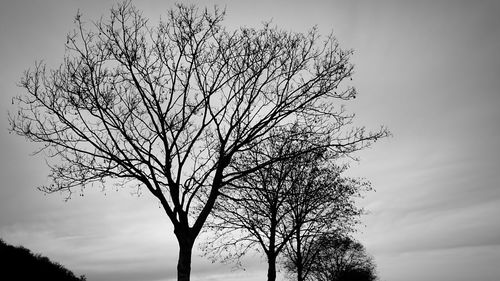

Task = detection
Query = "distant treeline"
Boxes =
[0,239,86,281]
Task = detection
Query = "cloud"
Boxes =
[358,197,500,257]
[376,244,500,281]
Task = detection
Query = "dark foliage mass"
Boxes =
[283,235,378,281]
[0,239,86,281]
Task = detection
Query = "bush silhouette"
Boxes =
[0,238,85,280]
[292,235,378,281]
[338,267,377,281]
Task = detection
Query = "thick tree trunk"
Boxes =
[267,253,277,281]
[173,171,224,281]
[296,228,304,281]
[176,231,194,281]
[296,248,304,281]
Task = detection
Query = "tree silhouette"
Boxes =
[283,165,368,281]
[202,129,372,281]
[9,2,387,280]
[284,235,378,281]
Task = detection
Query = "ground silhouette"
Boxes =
[0,238,85,280]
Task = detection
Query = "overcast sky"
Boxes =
[1,1,500,281]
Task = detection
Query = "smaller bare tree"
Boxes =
[284,235,378,281]
[283,162,369,281]
[202,127,371,281]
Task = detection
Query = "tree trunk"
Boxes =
[173,172,223,281]
[267,253,277,281]
[296,227,304,281]
[176,231,194,281]
[296,247,304,281]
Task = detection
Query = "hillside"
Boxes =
[0,239,86,280]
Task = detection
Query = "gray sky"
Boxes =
[1,1,500,280]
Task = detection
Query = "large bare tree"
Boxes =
[9,2,387,280]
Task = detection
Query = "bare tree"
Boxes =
[9,2,387,281]
[202,129,373,281]
[288,235,378,281]
[283,163,369,281]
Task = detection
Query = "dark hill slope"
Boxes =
[0,239,85,280]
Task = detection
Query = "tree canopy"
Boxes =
[293,235,378,281]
